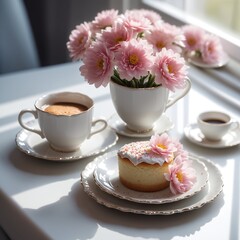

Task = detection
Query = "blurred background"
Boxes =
[22,0,116,67]
[0,0,123,74]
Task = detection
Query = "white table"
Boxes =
[0,62,239,240]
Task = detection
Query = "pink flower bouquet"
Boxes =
[182,24,225,64]
[67,9,189,91]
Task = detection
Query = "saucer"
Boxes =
[184,123,240,148]
[187,52,229,68]
[15,120,118,161]
[93,151,209,204]
[108,113,174,138]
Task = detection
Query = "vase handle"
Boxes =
[166,78,191,109]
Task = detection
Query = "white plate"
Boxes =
[81,153,223,215]
[15,120,118,161]
[108,113,174,138]
[184,123,240,148]
[93,151,208,204]
[188,52,229,68]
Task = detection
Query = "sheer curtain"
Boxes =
[0,0,39,74]
[23,0,112,67]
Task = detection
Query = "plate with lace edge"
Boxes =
[81,153,223,215]
[93,151,209,204]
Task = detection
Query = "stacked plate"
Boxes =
[81,151,223,215]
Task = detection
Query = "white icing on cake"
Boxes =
[118,141,166,166]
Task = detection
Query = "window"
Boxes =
[141,0,240,61]
[184,0,240,39]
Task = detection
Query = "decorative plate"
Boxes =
[93,151,208,204]
[81,153,223,215]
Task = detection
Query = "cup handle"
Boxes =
[166,77,191,109]
[88,119,108,138]
[18,110,45,138]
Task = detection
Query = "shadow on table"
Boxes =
[8,145,93,195]
[22,175,224,240]
[9,146,92,175]
[73,181,225,239]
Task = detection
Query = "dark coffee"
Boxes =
[203,118,226,124]
[44,102,88,116]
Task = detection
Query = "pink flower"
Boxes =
[91,9,118,34]
[67,9,192,90]
[115,39,153,80]
[182,25,205,52]
[149,133,177,162]
[122,10,152,34]
[97,21,133,51]
[66,22,91,61]
[201,35,224,64]
[146,23,184,53]
[173,139,189,162]
[127,9,162,25]
[80,41,114,87]
[152,48,188,91]
[165,159,196,195]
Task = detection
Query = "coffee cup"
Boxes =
[18,92,107,152]
[197,111,239,141]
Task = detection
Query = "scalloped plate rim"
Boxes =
[81,153,223,215]
[15,120,118,161]
[93,151,209,204]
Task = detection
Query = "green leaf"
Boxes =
[111,71,160,88]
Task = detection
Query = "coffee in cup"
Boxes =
[43,102,88,115]
[18,92,107,152]
[197,111,239,141]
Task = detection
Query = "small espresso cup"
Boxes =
[18,92,107,152]
[197,111,239,141]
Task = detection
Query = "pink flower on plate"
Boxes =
[165,158,196,195]
[152,48,188,91]
[182,25,205,52]
[66,22,91,61]
[201,34,224,64]
[91,9,118,34]
[97,21,133,51]
[122,10,152,34]
[80,41,114,88]
[149,133,177,162]
[115,39,153,80]
[146,22,184,54]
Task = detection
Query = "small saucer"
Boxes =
[15,120,118,161]
[188,52,229,68]
[184,123,240,148]
[108,113,174,138]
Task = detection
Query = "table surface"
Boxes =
[0,62,239,240]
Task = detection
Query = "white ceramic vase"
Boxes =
[110,78,191,132]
